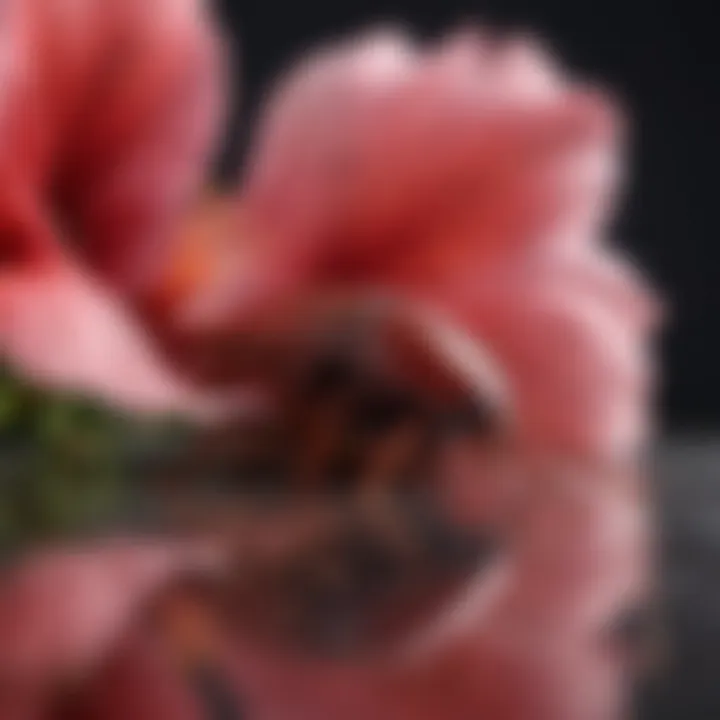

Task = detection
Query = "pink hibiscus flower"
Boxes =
[0,6,661,720]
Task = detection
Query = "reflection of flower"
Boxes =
[0,4,660,719]
[0,542,221,719]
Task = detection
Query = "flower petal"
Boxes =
[0,540,219,684]
[0,262,257,418]
[241,27,622,272]
[0,0,226,293]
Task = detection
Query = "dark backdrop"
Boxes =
[215,0,718,431]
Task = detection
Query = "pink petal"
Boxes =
[0,0,234,409]
[53,0,227,294]
[0,540,219,684]
[241,27,622,274]
[0,262,257,418]
[0,0,226,293]
[61,629,206,720]
[442,252,657,460]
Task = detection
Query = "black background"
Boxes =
[215,0,718,432]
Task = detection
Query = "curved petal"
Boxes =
[241,27,622,274]
[56,629,206,720]
[0,540,219,685]
[0,261,257,419]
[0,0,229,412]
[429,248,658,460]
[0,0,226,291]
[55,0,227,294]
